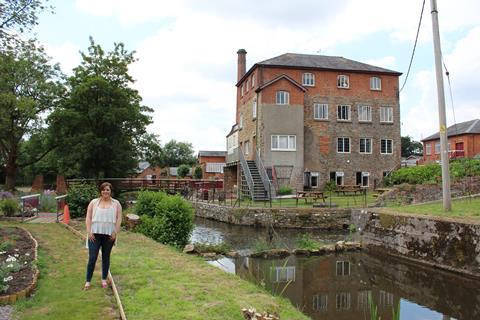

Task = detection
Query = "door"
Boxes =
[455,142,464,157]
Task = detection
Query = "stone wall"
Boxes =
[193,202,352,230]
[352,209,480,278]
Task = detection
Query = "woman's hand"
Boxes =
[88,232,95,241]
[110,231,117,241]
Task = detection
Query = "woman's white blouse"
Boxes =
[91,199,118,236]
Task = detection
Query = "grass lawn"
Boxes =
[386,197,480,219]
[4,222,118,320]
[5,221,307,320]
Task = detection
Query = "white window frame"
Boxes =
[252,100,257,119]
[272,266,295,282]
[426,143,431,155]
[336,292,351,310]
[310,172,319,188]
[435,142,440,154]
[337,137,350,153]
[271,135,296,151]
[358,105,372,122]
[313,294,328,312]
[276,91,290,105]
[246,79,250,91]
[337,105,351,121]
[361,172,369,187]
[359,138,372,154]
[381,139,393,154]
[244,140,250,155]
[239,114,243,129]
[241,84,244,96]
[336,260,350,276]
[380,106,393,123]
[314,103,328,120]
[302,73,315,86]
[337,75,349,88]
[252,74,255,88]
[370,76,381,90]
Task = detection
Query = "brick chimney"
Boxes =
[237,49,247,82]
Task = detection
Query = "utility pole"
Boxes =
[430,0,451,211]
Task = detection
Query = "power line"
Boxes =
[442,60,458,136]
[400,0,426,93]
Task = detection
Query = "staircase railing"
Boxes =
[256,148,275,200]
[238,147,254,200]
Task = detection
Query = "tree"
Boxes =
[161,140,196,167]
[136,133,163,167]
[177,164,190,179]
[401,136,423,157]
[0,42,63,190]
[48,38,152,178]
[193,166,202,179]
[0,0,53,50]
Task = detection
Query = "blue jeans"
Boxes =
[86,233,115,281]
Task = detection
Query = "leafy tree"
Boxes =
[401,136,423,157]
[193,166,202,179]
[48,37,152,178]
[0,0,53,50]
[0,42,63,190]
[177,164,190,178]
[136,133,162,167]
[161,140,196,167]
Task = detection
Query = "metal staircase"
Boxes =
[238,148,270,201]
[246,160,269,201]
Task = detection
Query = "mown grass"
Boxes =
[112,231,308,319]
[3,222,118,320]
[386,197,480,219]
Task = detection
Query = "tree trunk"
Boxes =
[4,154,17,191]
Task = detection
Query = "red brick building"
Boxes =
[225,50,402,199]
[197,151,226,180]
[422,119,480,163]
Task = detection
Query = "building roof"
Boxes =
[198,150,227,157]
[422,119,480,141]
[238,53,402,85]
[256,74,306,93]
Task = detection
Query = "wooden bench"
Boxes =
[295,191,327,205]
[335,185,364,196]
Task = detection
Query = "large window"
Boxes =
[358,105,372,122]
[330,171,344,186]
[272,266,295,282]
[276,91,289,105]
[271,135,296,151]
[252,100,257,119]
[337,75,349,88]
[310,172,319,188]
[380,106,393,123]
[313,294,328,312]
[426,143,431,155]
[336,261,350,276]
[370,77,381,90]
[435,142,440,154]
[337,137,350,153]
[356,172,369,186]
[336,292,351,310]
[359,138,372,154]
[337,105,351,121]
[381,139,393,154]
[302,73,315,86]
[314,103,328,120]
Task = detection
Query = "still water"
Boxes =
[192,217,480,320]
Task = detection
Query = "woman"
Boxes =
[84,182,122,290]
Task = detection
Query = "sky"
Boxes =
[33,0,480,153]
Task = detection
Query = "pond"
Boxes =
[192,217,480,320]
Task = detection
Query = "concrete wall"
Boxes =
[193,202,351,230]
[352,209,480,278]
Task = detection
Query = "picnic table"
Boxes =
[295,191,327,205]
[335,185,364,196]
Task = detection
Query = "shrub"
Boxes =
[134,190,167,217]
[177,164,190,178]
[0,199,19,217]
[0,191,14,200]
[66,183,99,218]
[135,191,194,247]
[296,233,323,250]
[193,166,203,179]
[39,192,57,213]
[277,185,293,195]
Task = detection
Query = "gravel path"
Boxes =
[0,306,12,320]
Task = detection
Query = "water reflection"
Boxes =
[195,218,478,320]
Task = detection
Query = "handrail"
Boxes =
[255,148,275,199]
[20,194,40,221]
[55,194,67,223]
[238,147,254,200]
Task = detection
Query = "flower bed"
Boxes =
[0,227,38,304]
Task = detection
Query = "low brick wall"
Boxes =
[192,202,352,230]
[352,209,480,278]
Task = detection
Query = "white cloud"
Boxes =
[365,56,396,70]
[44,42,80,75]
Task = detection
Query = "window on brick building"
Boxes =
[380,106,393,123]
[337,75,349,88]
[358,105,372,122]
[239,114,243,129]
[246,79,250,91]
[271,135,296,151]
[370,77,381,90]
[426,143,431,155]
[337,137,350,153]
[380,139,393,154]
[359,138,372,154]
[330,171,344,186]
[310,172,319,188]
[337,105,351,121]
[241,83,244,96]
[356,172,369,186]
[244,140,250,155]
[276,91,290,105]
[252,74,255,88]
[252,99,257,119]
[435,142,440,154]
[314,103,328,120]
[302,73,315,86]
